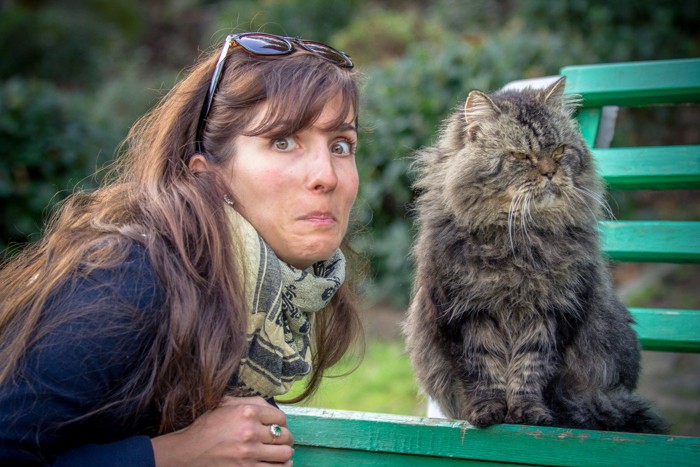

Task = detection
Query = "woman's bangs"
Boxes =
[245,60,358,138]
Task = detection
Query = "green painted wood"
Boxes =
[561,58,700,107]
[631,308,700,353]
[283,406,700,467]
[599,221,700,263]
[576,107,603,147]
[594,145,700,189]
[291,446,508,466]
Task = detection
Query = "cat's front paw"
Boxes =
[505,399,553,426]
[465,398,507,427]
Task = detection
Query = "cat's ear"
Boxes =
[543,77,581,116]
[543,77,567,104]
[464,91,500,136]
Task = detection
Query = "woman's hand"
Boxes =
[151,396,294,466]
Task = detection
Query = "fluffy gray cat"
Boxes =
[404,77,667,433]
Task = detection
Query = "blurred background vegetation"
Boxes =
[2,0,698,303]
[1,0,699,432]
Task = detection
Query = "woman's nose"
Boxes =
[307,147,338,192]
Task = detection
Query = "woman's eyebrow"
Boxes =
[335,122,357,133]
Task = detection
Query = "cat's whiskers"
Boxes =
[508,191,525,256]
[580,193,601,224]
[508,187,543,261]
[525,192,536,226]
[568,185,615,219]
[519,192,536,261]
[572,185,615,220]
[560,189,590,224]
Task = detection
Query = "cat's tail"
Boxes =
[554,388,669,434]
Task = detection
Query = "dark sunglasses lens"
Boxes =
[237,34,292,55]
[300,41,352,67]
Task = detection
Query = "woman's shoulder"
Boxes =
[88,239,165,311]
[52,239,165,316]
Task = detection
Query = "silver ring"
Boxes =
[270,424,282,440]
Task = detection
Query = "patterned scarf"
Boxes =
[225,206,346,398]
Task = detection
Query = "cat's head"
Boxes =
[428,77,606,232]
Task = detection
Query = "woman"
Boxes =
[0,32,364,466]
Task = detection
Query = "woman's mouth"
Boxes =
[301,212,336,225]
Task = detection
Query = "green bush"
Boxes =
[0,79,113,251]
[0,7,104,87]
[213,0,366,44]
[519,0,700,61]
[0,1,196,253]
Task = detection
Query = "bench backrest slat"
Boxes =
[631,308,700,353]
[600,220,700,263]
[562,58,700,107]
[594,145,700,190]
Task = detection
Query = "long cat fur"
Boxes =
[403,77,667,433]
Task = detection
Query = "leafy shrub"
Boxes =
[519,0,700,61]
[0,79,113,251]
[0,5,116,88]
[213,0,367,43]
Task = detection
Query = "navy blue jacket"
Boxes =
[0,244,165,466]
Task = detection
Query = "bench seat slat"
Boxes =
[561,59,700,107]
[594,145,700,189]
[283,406,700,467]
[600,220,700,263]
[631,308,700,353]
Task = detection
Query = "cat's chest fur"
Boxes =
[421,212,596,323]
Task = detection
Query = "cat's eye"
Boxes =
[552,145,567,159]
[512,152,529,160]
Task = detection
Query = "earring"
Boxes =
[223,194,235,207]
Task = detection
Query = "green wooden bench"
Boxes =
[282,58,700,466]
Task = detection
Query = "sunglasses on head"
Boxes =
[195,32,354,154]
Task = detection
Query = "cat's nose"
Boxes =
[538,160,558,179]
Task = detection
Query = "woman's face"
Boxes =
[224,96,359,269]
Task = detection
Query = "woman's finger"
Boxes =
[255,440,295,463]
[262,423,294,446]
[220,395,269,407]
[220,396,289,427]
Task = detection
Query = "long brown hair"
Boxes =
[0,39,364,432]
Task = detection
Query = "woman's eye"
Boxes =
[330,139,354,156]
[272,137,297,152]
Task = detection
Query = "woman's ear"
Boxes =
[188,154,210,173]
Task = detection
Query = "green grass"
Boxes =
[285,339,425,416]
